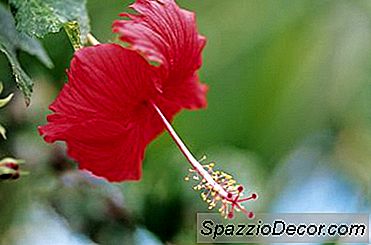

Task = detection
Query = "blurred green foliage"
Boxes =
[0,0,370,244]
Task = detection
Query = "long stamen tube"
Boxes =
[87,33,100,46]
[152,103,257,219]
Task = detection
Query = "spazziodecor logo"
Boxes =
[197,213,369,243]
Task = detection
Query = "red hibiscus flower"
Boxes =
[39,0,207,182]
[39,0,257,219]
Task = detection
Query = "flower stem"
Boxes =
[151,103,229,198]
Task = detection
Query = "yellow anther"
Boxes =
[186,159,256,219]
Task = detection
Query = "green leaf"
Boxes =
[9,0,90,43]
[0,4,53,104]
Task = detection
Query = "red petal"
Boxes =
[67,120,145,181]
[113,0,207,109]
[39,44,169,181]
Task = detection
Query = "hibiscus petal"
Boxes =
[39,44,162,181]
[66,120,145,181]
[113,0,208,109]
[162,73,208,109]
